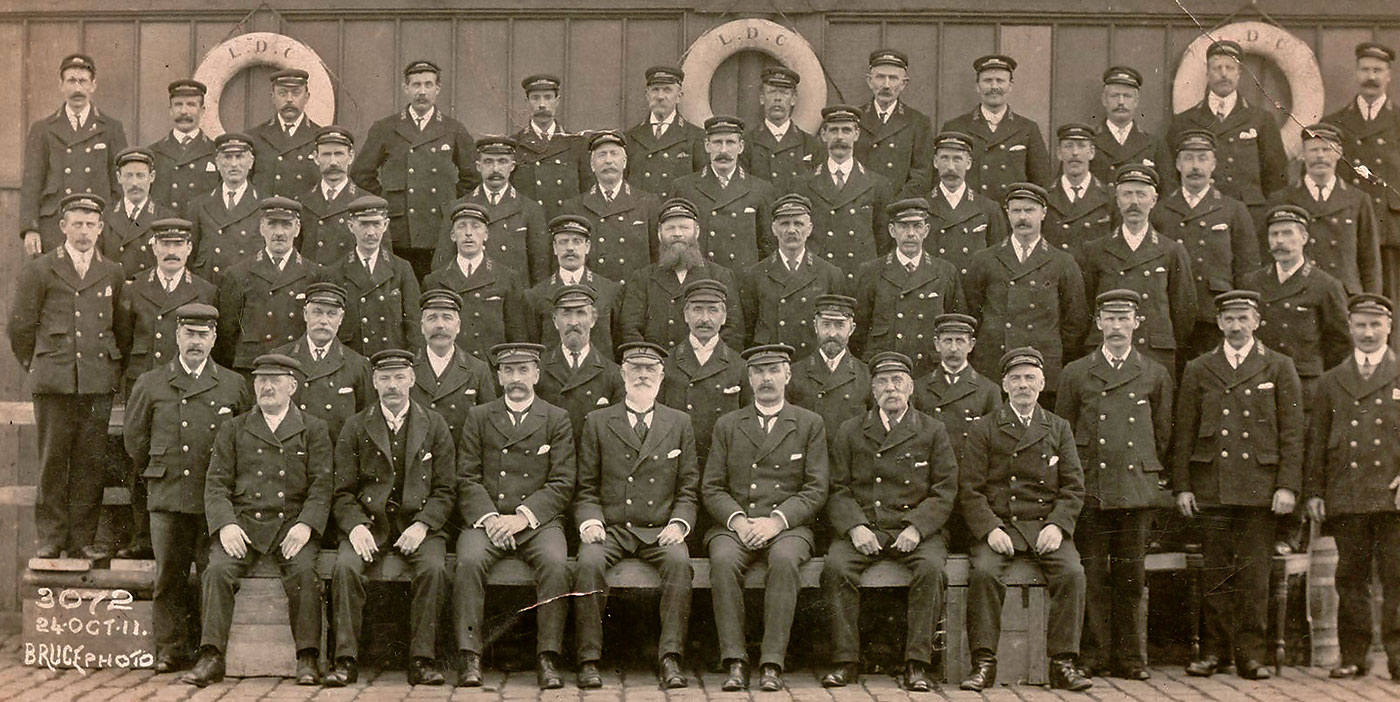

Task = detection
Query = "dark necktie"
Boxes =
[1360,357,1375,379]
[1070,184,1082,203]
[629,408,651,441]
[1110,354,1123,370]
[905,261,916,273]
[510,407,529,426]
[653,122,665,139]
[834,169,846,189]
[758,411,777,434]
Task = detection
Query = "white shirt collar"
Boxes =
[359,248,379,269]
[941,361,967,376]
[427,345,454,375]
[1358,94,1388,118]
[765,119,791,141]
[1276,258,1304,282]
[1013,235,1042,259]
[690,334,720,365]
[875,100,897,121]
[780,249,806,270]
[1305,173,1336,199]
[178,356,208,377]
[412,106,436,125]
[820,348,846,370]
[125,197,148,218]
[563,344,592,364]
[557,267,584,286]
[307,338,333,358]
[980,104,1008,125]
[173,127,201,142]
[940,181,966,208]
[457,252,485,277]
[650,111,677,127]
[879,407,907,431]
[158,267,185,288]
[1121,223,1149,251]
[1061,173,1091,201]
[324,179,346,201]
[1224,337,1256,366]
[380,402,410,431]
[598,181,622,201]
[223,180,249,204]
[262,405,289,433]
[755,400,786,416]
[624,398,655,417]
[1355,347,1387,368]
[1106,120,1133,145]
[1101,346,1131,365]
[63,242,93,266]
[1182,185,1210,209]
[895,248,921,269]
[1208,91,1238,117]
[827,157,852,177]
[66,103,91,127]
[532,121,558,139]
[280,112,306,134]
[1012,405,1036,425]
[266,249,291,270]
[503,395,534,413]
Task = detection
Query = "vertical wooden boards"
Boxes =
[937,24,997,128]
[567,20,624,131]
[1001,25,1052,145]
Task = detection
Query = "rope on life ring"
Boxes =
[192,32,336,137]
[680,19,827,134]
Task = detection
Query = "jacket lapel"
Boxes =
[606,408,642,453]
[754,406,796,463]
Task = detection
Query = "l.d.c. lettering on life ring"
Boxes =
[680,19,827,134]
[192,32,336,137]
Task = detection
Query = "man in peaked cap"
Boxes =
[743,66,824,195]
[573,340,700,689]
[928,130,1007,280]
[624,65,706,198]
[270,281,373,445]
[101,147,165,278]
[704,343,829,692]
[799,104,896,283]
[352,59,480,280]
[659,278,750,469]
[248,69,323,199]
[326,348,456,687]
[1091,66,1173,188]
[942,54,1050,204]
[959,347,1091,693]
[422,200,533,361]
[821,351,958,691]
[184,352,332,687]
[1043,124,1115,255]
[21,53,129,255]
[560,130,663,288]
[9,193,124,560]
[913,312,1001,466]
[787,293,871,448]
[123,302,249,672]
[431,135,550,283]
[526,214,622,356]
[858,49,934,199]
[512,73,589,217]
[296,126,363,266]
[150,79,218,218]
[1174,290,1304,680]
[1055,289,1174,680]
[740,193,847,359]
[189,132,265,280]
[411,288,497,437]
[322,194,424,357]
[534,284,624,442]
[671,115,778,269]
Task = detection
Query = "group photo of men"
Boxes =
[8,18,1400,697]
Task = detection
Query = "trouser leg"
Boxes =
[1110,510,1149,668]
[518,526,570,655]
[708,534,755,662]
[758,535,810,669]
[1077,508,1112,668]
[452,528,500,654]
[199,544,256,651]
[330,540,366,659]
[280,542,324,653]
[407,533,449,659]
[900,533,948,665]
[967,541,1010,656]
[1376,514,1400,667]
[1197,507,1237,659]
[1038,538,1087,659]
[820,539,872,664]
[1333,514,1377,667]
[1230,507,1274,663]
[149,511,198,657]
[66,393,112,549]
[573,537,624,662]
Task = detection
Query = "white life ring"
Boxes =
[192,32,336,137]
[1172,21,1323,158]
[680,19,827,134]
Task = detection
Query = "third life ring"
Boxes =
[680,19,827,133]
[192,32,336,137]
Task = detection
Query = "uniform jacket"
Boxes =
[100,198,162,279]
[574,401,701,542]
[332,401,457,543]
[149,130,219,217]
[115,267,219,380]
[797,160,893,281]
[1089,122,1173,190]
[854,251,966,374]
[205,406,334,553]
[1041,176,1115,255]
[351,106,480,249]
[1056,348,1173,510]
[456,397,576,532]
[216,249,322,369]
[619,261,744,350]
[1168,97,1288,206]
[421,256,532,361]
[857,99,934,198]
[1326,97,1400,247]
[1268,180,1383,295]
[431,185,550,284]
[740,250,847,357]
[511,125,589,216]
[534,345,625,441]
[670,166,776,269]
[526,269,621,358]
[188,184,264,281]
[295,180,362,266]
[1305,349,1400,515]
[941,107,1051,204]
[272,336,373,444]
[660,339,748,461]
[1078,228,1197,358]
[8,245,124,394]
[913,364,1001,460]
[1244,261,1350,380]
[958,405,1084,551]
[411,344,496,438]
[964,237,1089,387]
[20,105,128,240]
[702,403,830,547]
[124,359,251,513]
[248,116,323,199]
[827,408,959,540]
[742,122,823,196]
[624,117,706,198]
[1171,342,1305,507]
[323,249,424,357]
[560,181,659,288]
[1153,186,1259,322]
[787,350,872,445]
[927,185,1006,279]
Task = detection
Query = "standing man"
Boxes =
[624,66,705,198]
[854,197,966,376]
[123,303,249,673]
[958,347,1091,693]
[1043,124,1114,255]
[913,313,1000,460]
[1168,41,1289,230]
[352,60,480,280]
[21,54,127,255]
[561,130,660,287]
[573,341,699,690]
[942,55,1050,205]
[1090,66,1172,187]
[857,49,933,198]
[704,343,829,692]
[1304,293,1400,680]
[9,193,123,559]
[453,343,575,690]
[1326,42,1400,306]
[744,67,823,196]
[116,218,219,389]
[149,80,218,218]
[534,285,624,439]
[432,136,549,282]
[1078,164,1196,374]
[740,193,847,357]
[248,70,322,199]
[411,289,497,438]
[512,74,588,217]
[660,280,749,468]
[422,201,532,361]
[927,131,1006,280]
[323,194,423,357]
[1174,290,1304,680]
[1153,129,1259,362]
[820,351,958,691]
[327,349,456,687]
[296,126,362,266]
[671,116,776,269]
[189,133,263,281]
[1055,290,1173,681]
[183,354,332,687]
[800,105,894,283]
[787,294,871,445]
[102,147,163,278]
[272,282,373,444]
[527,215,622,356]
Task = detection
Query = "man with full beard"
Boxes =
[534,285,624,441]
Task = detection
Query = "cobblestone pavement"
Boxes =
[1,636,1397,702]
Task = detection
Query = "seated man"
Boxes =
[327,349,457,687]
[820,351,958,691]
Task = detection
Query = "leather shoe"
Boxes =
[180,649,225,687]
[758,664,783,692]
[1238,659,1271,680]
[1185,655,1221,677]
[904,661,932,692]
[1116,666,1151,681]
[538,653,563,690]
[79,544,111,560]
[295,651,320,685]
[456,651,483,687]
[34,544,61,559]
[577,660,603,689]
[153,651,183,674]
[115,544,153,559]
[1330,664,1365,679]
[1050,658,1094,692]
[821,663,857,688]
[959,655,997,691]
[323,657,357,687]
[659,654,687,689]
[721,659,749,691]
[409,657,444,686]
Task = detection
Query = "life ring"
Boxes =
[1172,21,1323,158]
[192,32,336,138]
[680,19,827,134]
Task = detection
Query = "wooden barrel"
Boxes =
[1308,533,1340,668]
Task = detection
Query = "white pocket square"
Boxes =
[1295,306,1308,311]
[632,220,645,225]
[722,385,741,394]
[1137,399,1148,405]
[1155,266,1167,273]
[295,293,306,300]
[464,389,477,395]
[422,452,432,462]
[338,386,354,394]
[1143,159,1155,167]
[1211,223,1229,230]
[743,207,755,214]
[973,223,988,232]
[667,449,682,458]
[537,444,550,455]
[790,453,803,460]
[1009,144,1026,152]
[596,397,609,406]
[914,460,929,468]
[205,162,217,172]
[802,154,813,161]
[1258,382,1274,390]
[1240,129,1257,139]
[440,144,452,151]
[486,295,502,301]
[1392,388,1400,401]
[218,406,232,415]
[1049,456,1060,466]
[93,142,106,150]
